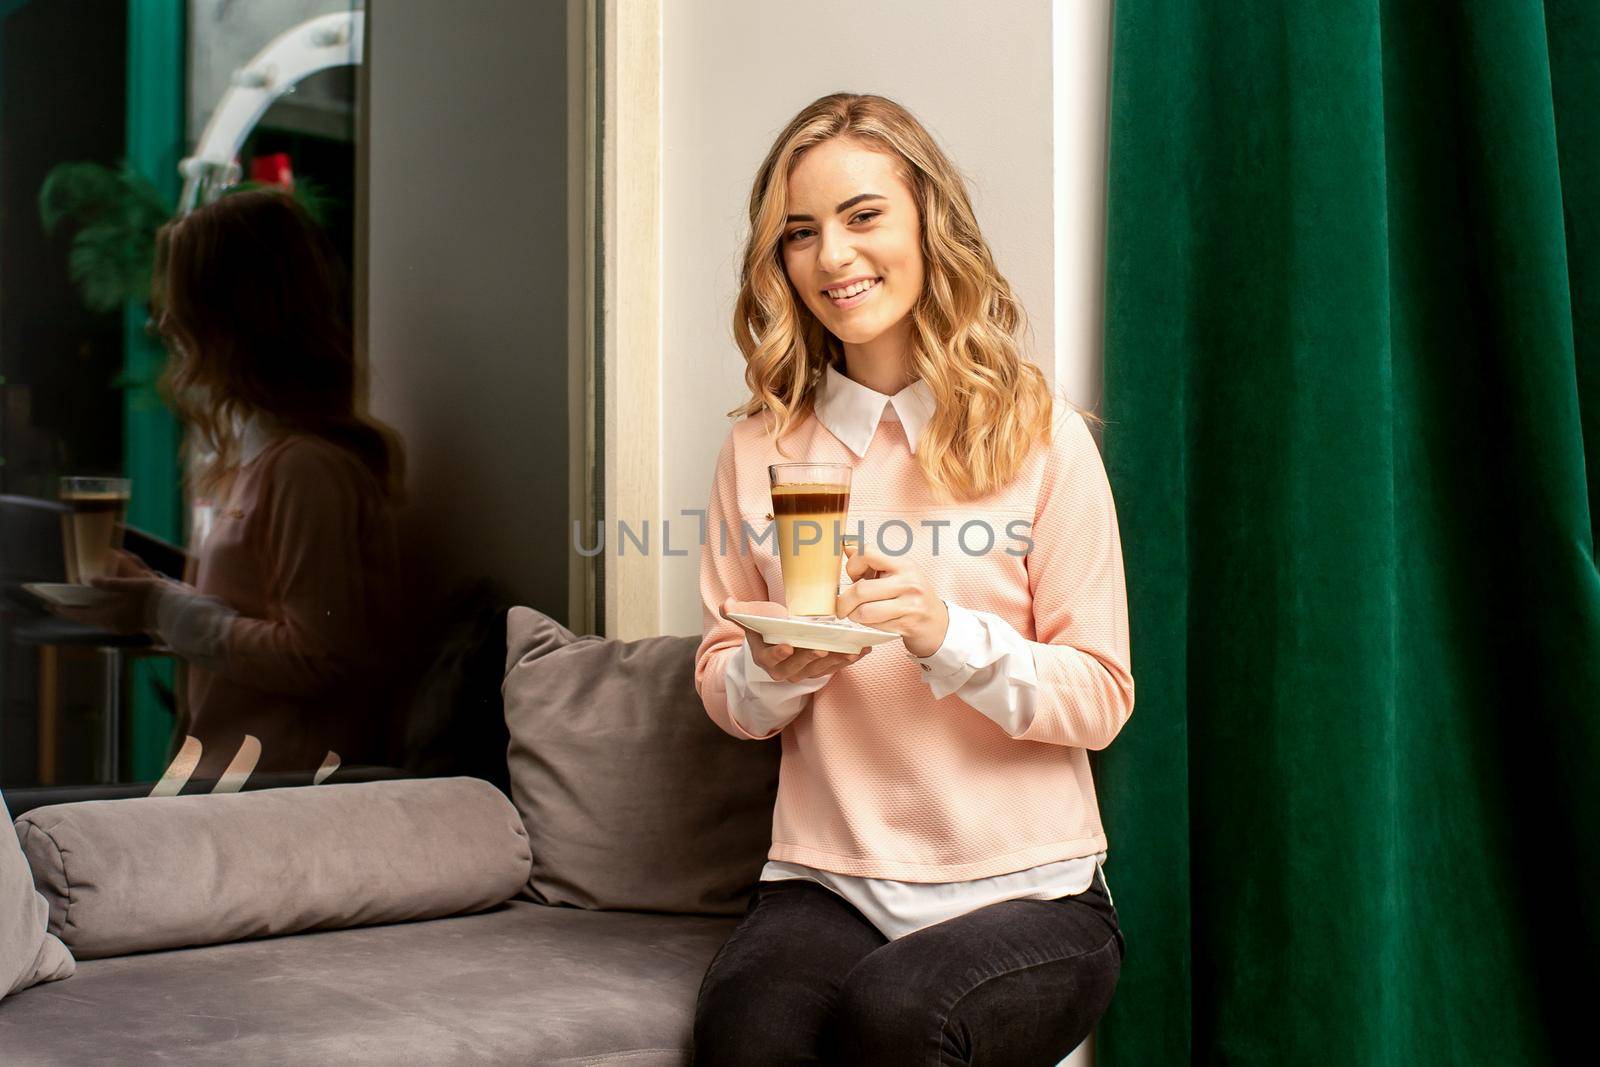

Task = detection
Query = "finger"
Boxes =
[783,648,830,680]
[116,551,156,577]
[841,572,904,599]
[835,574,907,618]
[793,649,866,679]
[845,553,892,583]
[842,600,913,629]
[742,630,775,659]
[848,546,897,577]
[757,647,797,679]
[826,648,870,672]
[772,648,829,681]
[752,640,796,674]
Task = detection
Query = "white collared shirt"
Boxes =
[239,409,279,466]
[810,362,938,457]
[724,363,1109,940]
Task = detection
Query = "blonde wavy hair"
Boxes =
[731,92,1095,501]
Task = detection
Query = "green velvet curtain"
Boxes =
[1096,2,1597,1062]
[124,0,185,782]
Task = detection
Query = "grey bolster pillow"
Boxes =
[14,777,532,960]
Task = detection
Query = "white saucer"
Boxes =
[23,582,117,608]
[726,612,901,654]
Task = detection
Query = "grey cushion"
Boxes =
[15,777,531,960]
[0,899,737,1066]
[502,607,781,915]
[0,790,73,1001]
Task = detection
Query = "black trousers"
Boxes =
[693,867,1124,1066]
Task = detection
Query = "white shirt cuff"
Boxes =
[723,640,830,738]
[910,601,1040,736]
[910,600,985,693]
[148,582,237,665]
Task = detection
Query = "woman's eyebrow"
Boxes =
[786,193,887,222]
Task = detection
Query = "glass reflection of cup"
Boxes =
[768,462,851,619]
[59,476,130,584]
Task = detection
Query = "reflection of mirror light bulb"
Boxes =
[314,752,341,785]
[178,12,360,216]
[213,735,261,794]
[230,66,273,89]
[310,26,349,48]
[149,736,203,797]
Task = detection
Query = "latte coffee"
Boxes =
[59,477,130,584]
[769,463,851,618]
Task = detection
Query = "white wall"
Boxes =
[657,0,1110,644]
[365,0,572,617]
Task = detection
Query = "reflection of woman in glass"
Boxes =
[694,95,1134,1064]
[53,189,406,782]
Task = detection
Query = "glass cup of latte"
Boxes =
[59,476,131,584]
[768,462,852,620]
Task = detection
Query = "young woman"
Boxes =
[693,94,1135,1065]
[53,189,406,784]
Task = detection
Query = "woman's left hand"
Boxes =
[835,541,950,658]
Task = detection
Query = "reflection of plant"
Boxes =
[38,160,334,316]
[38,162,170,313]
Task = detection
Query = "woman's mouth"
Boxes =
[824,277,881,309]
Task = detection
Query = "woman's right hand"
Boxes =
[720,597,869,682]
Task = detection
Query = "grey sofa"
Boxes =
[4,895,740,1064]
[0,607,781,1066]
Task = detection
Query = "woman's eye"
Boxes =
[785,213,876,244]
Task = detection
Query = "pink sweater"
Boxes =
[185,433,403,779]
[695,405,1135,882]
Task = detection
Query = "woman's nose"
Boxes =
[817,230,855,272]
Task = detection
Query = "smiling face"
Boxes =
[781,138,924,354]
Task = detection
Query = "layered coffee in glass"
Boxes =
[767,462,851,619]
[59,476,130,584]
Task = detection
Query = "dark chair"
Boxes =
[393,579,513,796]
[0,493,68,603]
